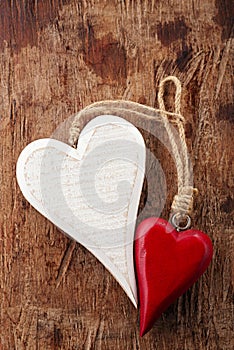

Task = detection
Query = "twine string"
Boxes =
[157,76,197,217]
[69,76,197,221]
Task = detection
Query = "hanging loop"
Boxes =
[158,75,182,115]
[68,76,197,222]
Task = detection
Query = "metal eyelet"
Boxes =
[171,212,191,231]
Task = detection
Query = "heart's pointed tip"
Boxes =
[139,325,149,337]
[139,318,151,337]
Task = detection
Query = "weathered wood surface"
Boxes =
[0,0,233,349]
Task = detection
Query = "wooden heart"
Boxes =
[135,217,213,335]
[16,115,146,307]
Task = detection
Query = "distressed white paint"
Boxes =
[16,115,146,307]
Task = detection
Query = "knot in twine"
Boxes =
[171,186,198,215]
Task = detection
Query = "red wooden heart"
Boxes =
[135,217,213,336]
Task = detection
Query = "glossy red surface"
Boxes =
[135,217,213,336]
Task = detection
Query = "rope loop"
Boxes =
[68,76,197,227]
[158,75,182,115]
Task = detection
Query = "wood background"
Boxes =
[0,0,233,349]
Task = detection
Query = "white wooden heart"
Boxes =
[16,115,145,307]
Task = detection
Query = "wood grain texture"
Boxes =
[0,0,233,349]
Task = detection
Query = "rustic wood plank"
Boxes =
[0,0,233,349]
